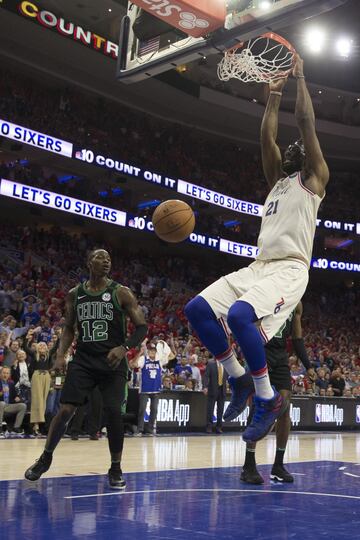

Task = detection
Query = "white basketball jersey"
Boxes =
[257,172,324,267]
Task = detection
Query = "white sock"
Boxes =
[253,369,274,400]
[216,348,245,378]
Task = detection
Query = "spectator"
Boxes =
[134,339,172,436]
[162,375,173,390]
[315,368,329,392]
[0,366,27,435]
[3,340,21,368]
[203,358,228,434]
[24,334,54,435]
[11,349,33,406]
[330,369,345,397]
[188,355,203,391]
[173,356,193,383]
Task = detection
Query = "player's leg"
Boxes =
[185,293,245,378]
[185,272,255,420]
[240,405,264,484]
[233,260,308,442]
[88,387,103,440]
[99,371,127,489]
[270,381,294,482]
[24,362,94,481]
[241,442,264,484]
[70,403,86,440]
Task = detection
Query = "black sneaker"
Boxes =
[71,433,79,441]
[270,464,294,483]
[108,468,126,490]
[14,428,24,435]
[240,467,264,485]
[24,453,52,481]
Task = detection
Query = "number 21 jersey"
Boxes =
[257,172,324,267]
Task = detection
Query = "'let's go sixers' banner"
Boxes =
[2,117,360,235]
[1,179,359,273]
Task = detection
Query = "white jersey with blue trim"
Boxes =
[256,171,324,267]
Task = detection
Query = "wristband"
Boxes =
[295,75,305,79]
[270,91,282,96]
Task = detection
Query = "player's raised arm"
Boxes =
[261,77,287,189]
[293,55,329,197]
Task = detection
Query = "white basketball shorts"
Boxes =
[199,259,308,342]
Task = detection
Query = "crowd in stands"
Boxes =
[0,64,359,436]
[0,224,359,437]
[1,66,360,225]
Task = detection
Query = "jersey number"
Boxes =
[265,200,279,217]
[81,320,108,342]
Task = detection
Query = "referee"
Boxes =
[241,301,313,483]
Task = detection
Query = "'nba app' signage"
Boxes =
[0,179,126,227]
[315,403,344,426]
[146,398,190,426]
[290,404,301,427]
[0,118,72,158]
[0,1,118,59]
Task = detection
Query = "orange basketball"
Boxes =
[152,200,195,243]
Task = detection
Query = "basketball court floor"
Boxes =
[2,432,360,539]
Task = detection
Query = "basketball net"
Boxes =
[217,32,296,84]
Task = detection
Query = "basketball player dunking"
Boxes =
[25,249,147,488]
[185,55,329,442]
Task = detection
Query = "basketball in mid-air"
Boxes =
[152,200,195,243]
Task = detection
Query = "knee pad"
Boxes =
[185,296,215,324]
[228,301,257,330]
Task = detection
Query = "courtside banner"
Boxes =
[0,118,73,158]
[1,179,359,272]
[1,116,358,228]
[177,179,263,217]
[0,1,118,59]
[0,179,127,227]
[219,238,259,259]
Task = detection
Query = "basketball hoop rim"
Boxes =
[227,32,296,55]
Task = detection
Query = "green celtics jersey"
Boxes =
[265,310,294,368]
[74,280,126,356]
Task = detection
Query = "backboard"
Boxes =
[116,0,349,84]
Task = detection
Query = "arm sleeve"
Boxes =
[124,324,148,350]
[292,338,311,371]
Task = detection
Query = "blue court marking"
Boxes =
[2,461,360,540]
